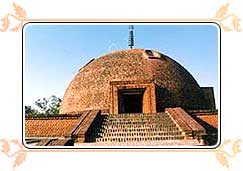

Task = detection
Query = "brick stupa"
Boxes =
[25,49,218,147]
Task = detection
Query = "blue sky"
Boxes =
[24,23,219,108]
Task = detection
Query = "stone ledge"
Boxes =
[64,110,101,143]
[165,107,206,140]
[25,114,82,120]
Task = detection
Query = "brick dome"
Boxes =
[60,49,208,114]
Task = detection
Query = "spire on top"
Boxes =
[128,25,134,49]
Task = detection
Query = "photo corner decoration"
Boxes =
[215,1,241,32]
[214,139,242,170]
[0,139,27,170]
[0,2,27,32]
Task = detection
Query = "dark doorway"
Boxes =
[118,89,144,114]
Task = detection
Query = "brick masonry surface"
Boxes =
[25,117,79,137]
[195,114,218,129]
[60,49,211,114]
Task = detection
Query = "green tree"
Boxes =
[25,106,39,116]
[35,95,62,115]
[25,95,62,116]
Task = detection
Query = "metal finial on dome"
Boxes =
[128,25,134,49]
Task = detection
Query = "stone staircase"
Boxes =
[95,112,191,145]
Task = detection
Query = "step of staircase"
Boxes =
[99,130,182,137]
[90,139,203,146]
[101,127,179,133]
[96,135,185,143]
[94,112,189,144]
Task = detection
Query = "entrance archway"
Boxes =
[118,89,144,114]
[110,80,157,114]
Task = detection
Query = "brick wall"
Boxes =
[25,117,79,137]
[194,115,218,129]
